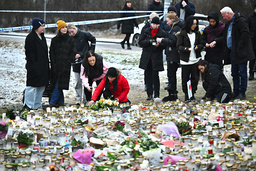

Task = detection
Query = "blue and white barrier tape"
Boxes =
[0,10,162,14]
[0,13,163,32]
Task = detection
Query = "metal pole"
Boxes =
[44,0,46,22]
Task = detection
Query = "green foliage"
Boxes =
[17,132,33,145]
[176,121,192,136]
[71,138,85,148]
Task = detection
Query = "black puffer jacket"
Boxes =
[203,64,232,98]
[176,29,204,62]
[72,29,96,73]
[49,33,76,90]
[248,12,256,50]
[139,27,166,71]
[117,6,138,34]
[221,12,255,64]
[148,0,164,12]
[25,30,49,87]
[161,19,183,63]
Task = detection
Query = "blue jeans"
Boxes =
[24,86,45,109]
[50,81,64,105]
[230,53,248,95]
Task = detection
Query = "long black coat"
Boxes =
[25,30,49,87]
[118,6,138,34]
[203,64,232,98]
[176,30,204,62]
[161,20,183,63]
[139,27,166,71]
[221,12,255,64]
[248,12,256,50]
[49,33,76,90]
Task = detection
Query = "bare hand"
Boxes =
[206,97,211,101]
[153,43,160,47]
[182,0,187,7]
[156,38,163,43]
[188,48,192,51]
[75,54,81,59]
[205,43,210,48]
[88,100,94,106]
[210,41,216,48]
[194,45,198,50]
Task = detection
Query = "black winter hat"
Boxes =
[168,6,177,13]
[151,16,160,24]
[106,67,117,78]
[32,18,45,30]
[254,2,256,9]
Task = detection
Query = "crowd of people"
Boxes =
[23,0,256,110]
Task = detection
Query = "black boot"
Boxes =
[120,41,125,49]
[127,42,131,50]
[249,72,254,80]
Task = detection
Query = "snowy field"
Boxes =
[1,33,254,109]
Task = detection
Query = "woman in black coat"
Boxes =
[196,60,232,103]
[139,17,166,100]
[49,20,76,107]
[117,1,138,50]
[177,16,204,102]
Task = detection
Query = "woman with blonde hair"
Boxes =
[156,13,183,102]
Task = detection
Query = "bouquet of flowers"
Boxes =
[196,121,208,130]
[176,121,192,136]
[113,121,125,132]
[91,99,119,112]
[0,121,8,138]
[17,131,33,146]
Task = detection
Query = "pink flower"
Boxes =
[0,121,7,126]
[201,121,208,126]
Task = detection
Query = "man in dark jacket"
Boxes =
[68,24,96,105]
[148,0,164,15]
[175,0,195,21]
[197,60,232,103]
[24,18,49,110]
[220,7,255,100]
[248,3,256,80]
[139,17,166,100]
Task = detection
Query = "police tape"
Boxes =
[0,10,162,14]
[0,13,163,32]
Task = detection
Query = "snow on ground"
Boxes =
[0,35,236,108]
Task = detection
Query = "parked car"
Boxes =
[130,13,209,47]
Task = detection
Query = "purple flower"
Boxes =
[0,121,7,126]
[115,121,120,125]
[120,122,125,126]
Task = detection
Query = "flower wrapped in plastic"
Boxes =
[91,99,119,112]
[72,148,95,165]
[0,121,8,138]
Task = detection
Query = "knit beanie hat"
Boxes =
[32,18,45,30]
[151,16,160,24]
[106,67,118,78]
[56,20,67,30]
[168,6,177,13]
